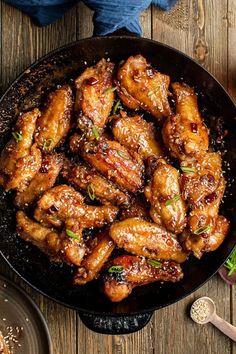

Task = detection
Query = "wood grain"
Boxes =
[0,1,235,353]
[152,1,231,353]
[228,1,236,352]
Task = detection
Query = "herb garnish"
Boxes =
[12,132,23,142]
[92,126,100,141]
[193,225,211,235]
[108,265,124,273]
[225,248,236,276]
[66,229,80,241]
[147,259,162,267]
[181,167,195,173]
[147,86,160,97]
[43,138,54,151]
[87,184,96,201]
[165,194,181,206]
[104,86,117,94]
[113,99,122,114]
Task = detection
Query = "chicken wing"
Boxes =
[0,109,42,191]
[34,185,119,228]
[109,218,187,263]
[16,211,86,265]
[74,229,115,285]
[103,255,183,302]
[6,143,42,192]
[111,112,165,159]
[59,218,86,266]
[62,158,130,206]
[34,85,73,152]
[180,152,223,206]
[116,55,171,121]
[162,83,209,160]
[15,153,64,208]
[181,215,229,259]
[81,138,144,193]
[75,59,115,137]
[145,159,187,233]
[188,176,226,235]
[69,133,84,154]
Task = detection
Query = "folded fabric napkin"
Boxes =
[4,0,177,36]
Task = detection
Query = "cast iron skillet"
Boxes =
[0,34,236,335]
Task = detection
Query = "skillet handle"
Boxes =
[79,311,153,334]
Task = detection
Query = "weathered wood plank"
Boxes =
[228,2,236,353]
[140,7,152,39]
[152,1,231,353]
[0,3,78,354]
[76,2,93,39]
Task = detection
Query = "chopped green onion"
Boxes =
[165,194,181,206]
[193,225,211,235]
[92,126,100,141]
[147,259,162,267]
[87,183,96,201]
[104,86,117,94]
[113,99,122,114]
[43,138,54,151]
[225,248,236,276]
[12,131,23,142]
[108,265,124,273]
[147,86,160,97]
[181,167,196,173]
[66,229,80,241]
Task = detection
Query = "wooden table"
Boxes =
[0,1,235,353]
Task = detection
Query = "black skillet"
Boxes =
[0,32,236,335]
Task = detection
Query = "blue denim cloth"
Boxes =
[4,0,177,36]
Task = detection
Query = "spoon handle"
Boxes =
[210,314,236,342]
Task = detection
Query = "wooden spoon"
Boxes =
[190,296,236,342]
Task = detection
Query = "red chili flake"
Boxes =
[205,192,217,204]
[86,77,99,86]
[158,195,166,203]
[190,123,198,133]
[201,233,209,239]
[178,142,185,154]
[47,205,59,214]
[39,161,50,173]
[200,174,215,186]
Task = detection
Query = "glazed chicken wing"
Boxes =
[0,109,42,191]
[62,158,129,206]
[181,215,229,259]
[16,211,86,265]
[34,185,119,228]
[162,83,209,160]
[111,112,165,159]
[34,85,73,152]
[109,218,187,263]
[74,229,115,285]
[15,153,64,208]
[81,138,144,193]
[188,176,226,235]
[116,55,171,121]
[75,59,115,137]
[59,218,86,266]
[180,152,223,206]
[145,159,187,233]
[6,143,42,192]
[103,255,183,302]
